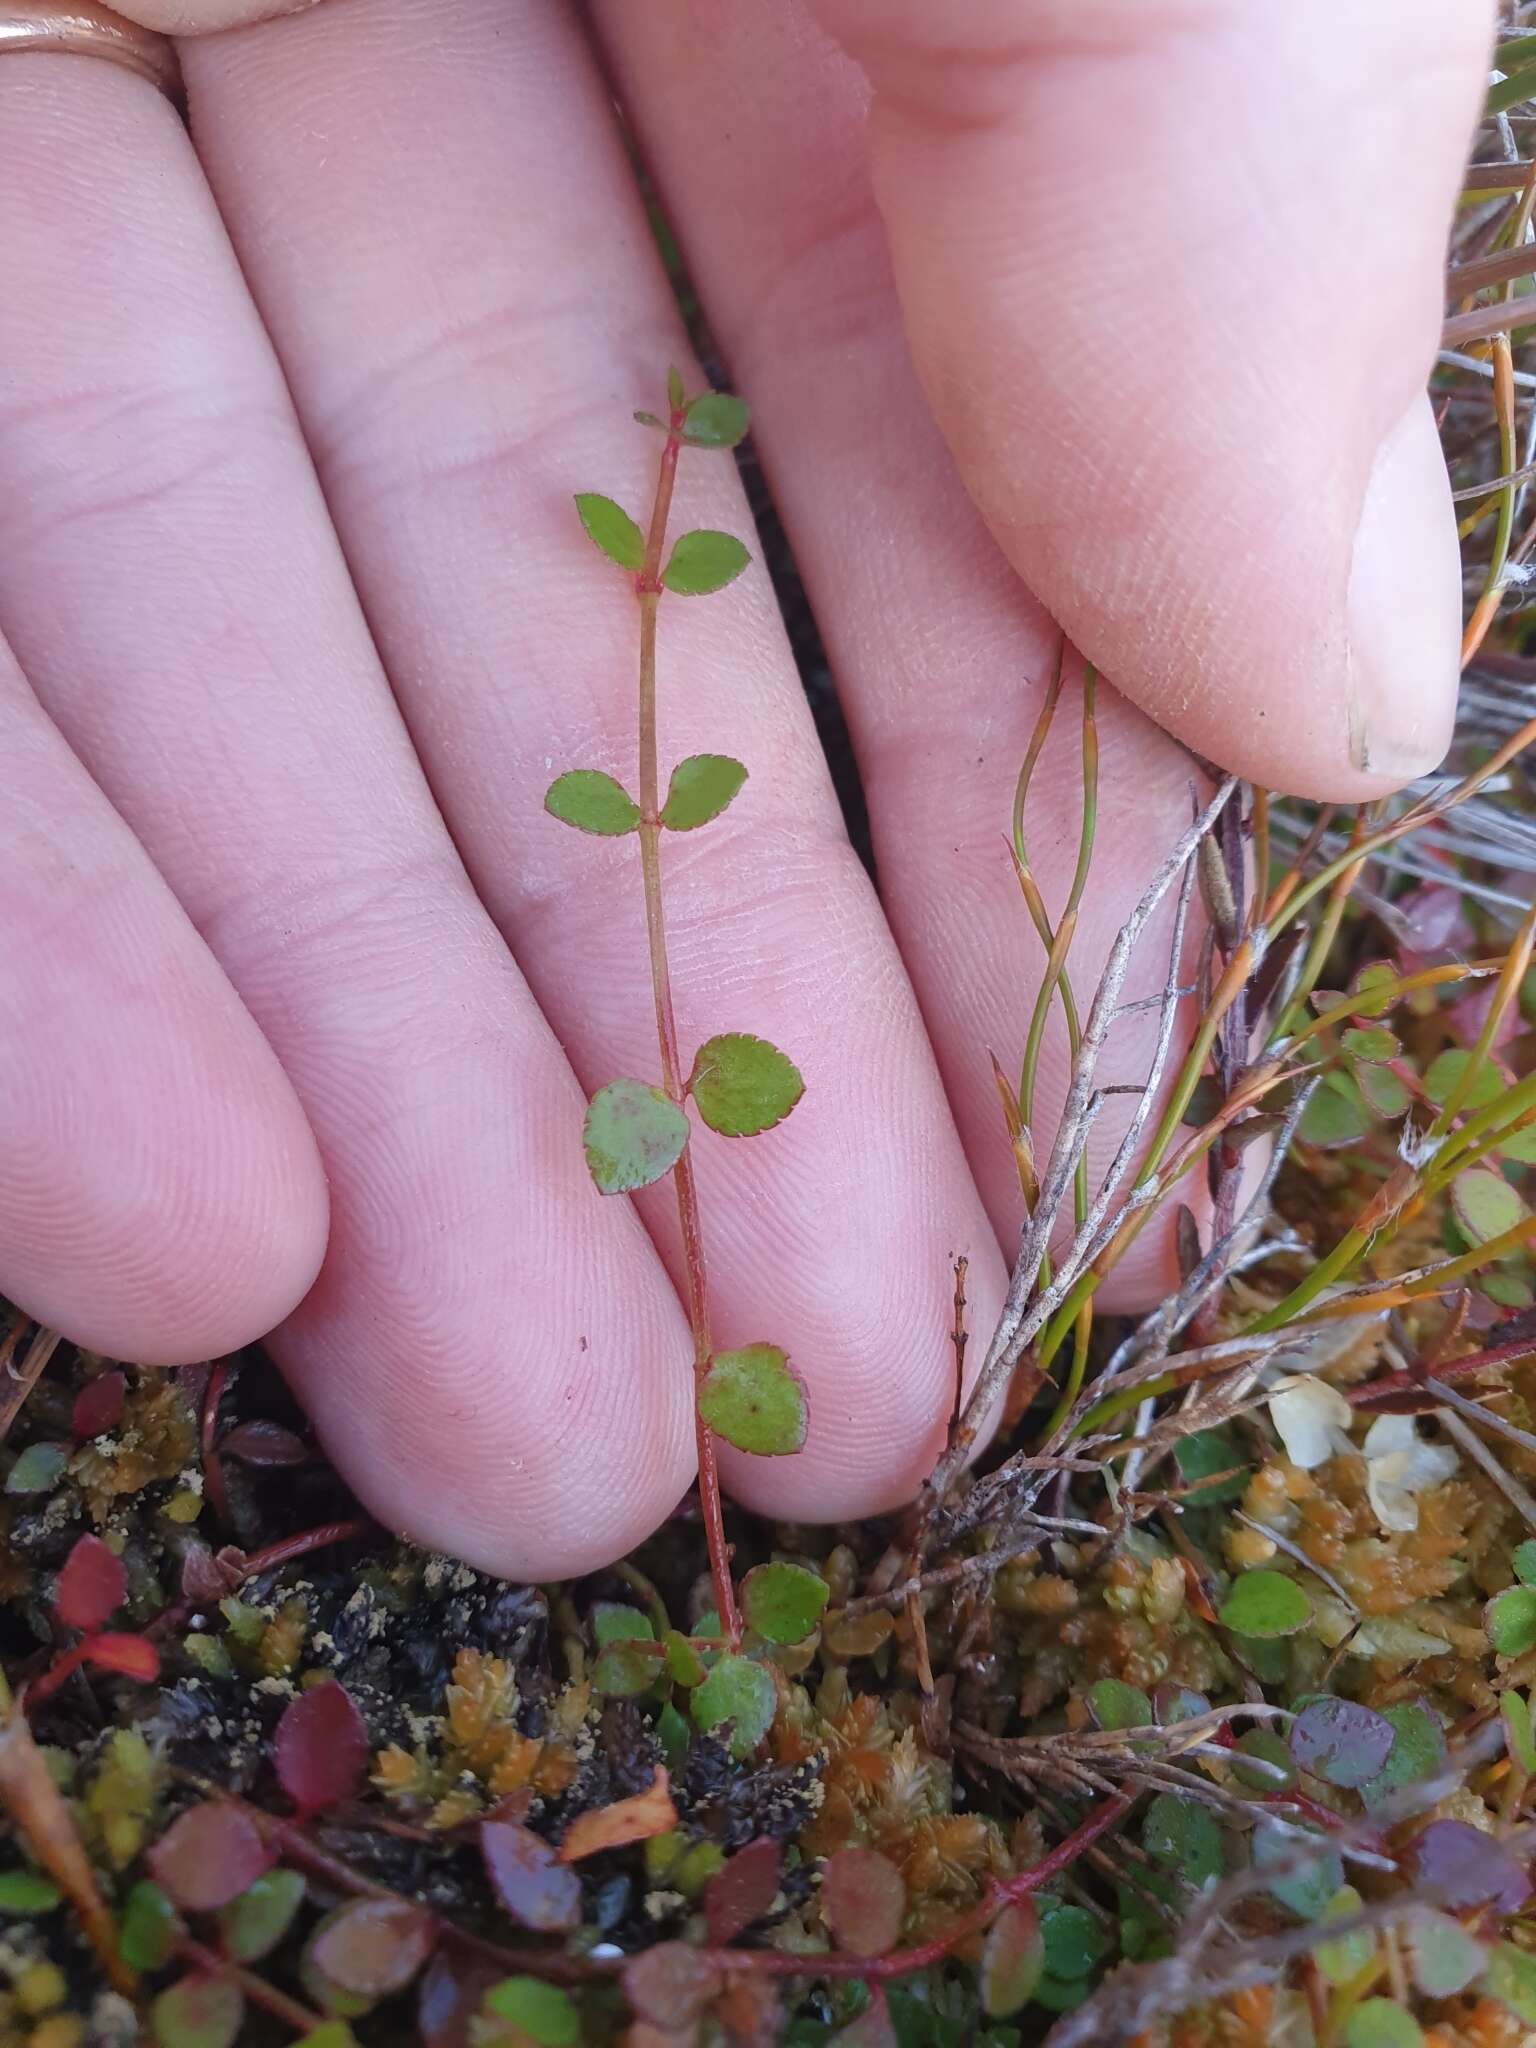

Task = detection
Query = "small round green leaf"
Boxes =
[1362,1700,1447,1811]
[1489,1584,1536,1657]
[691,1654,776,1759]
[1452,1168,1526,1246]
[593,1602,654,1647]
[663,1629,707,1688]
[544,769,640,837]
[1485,1939,1536,2021]
[1515,1540,1536,1586]
[5,1443,67,1495]
[980,1899,1043,2016]
[1232,1727,1296,1792]
[1173,1427,1248,1506]
[660,754,747,832]
[690,1032,803,1137]
[1424,1048,1504,1112]
[1313,1886,1375,1985]
[591,1643,656,1697]
[681,393,750,449]
[582,1079,690,1195]
[1341,1025,1400,1063]
[121,1881,181,1970]
[0,1871,60,1914]
[219,1868,306,1962]
[661,529,750,596]
[698,1344,807,1456]
[741,1562,828,1646]
[153,1977,245,2048]
[1252,1821,1343,1921]
[1217,1569,1312,1638]
[1504,1689,1536,1774]
[1298,1072,1372,1148]
[1141,1793,1223,1888]
[1040,1901,1111,1981]
[483,1978,580,2047]
[1343,1999,1422,2048]
[1408,1910,1486,1996]
[1087,1678,1152,1731]
[574,492,644,571]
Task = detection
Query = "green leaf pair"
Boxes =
[544,754,747,838]
[574,491,750,597]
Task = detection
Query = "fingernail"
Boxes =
[1345,396,1461,782]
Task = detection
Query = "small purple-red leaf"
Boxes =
[148,1804,273,1913]
[274,1681,369,1813]
[623,1943,722,2026]
[71,1371,125,1440]
[55,1534,125,1631]
[1290,1697,1396,1789]
[220,1420,309,1468]
[1411,1819,1531,1912]
[84,1632,159,1683]
[480,1821,581,1932]
[180,1545,248,1605]
[151,1973,244,2048]
[310,1897,436,1996]
[820,1847,906,1957]
[703,1836,781,1945]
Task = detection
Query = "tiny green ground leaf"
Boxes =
[574,492,644,570]
[1173,1427,1248,1506]
[1040,1901,1111,1981]
[0,1871,59,1914]
[591,1643,655,1696]
[1515,1540,1536,1585]
[1142,1793,1223,1888]
[1486,1939,1536,2021]
[1504,1689,1536,1773]
[662,529,750,596]
[1344,1999,1422,2048]
[1409,1910,1486,1995]
[1232,1727,1296,1791]
[980,1899,1043,2016]
[153,1977,244,2048]
[1253,1821,1343,1921]
[6,1443,66,1495]
[120,1882,181,1970]
[483,1978,580,2048]
[660,754,747,831]
[1341,1025,1400,1063]
[1087,1678,1151,1731]
[1362,1699,1446,1810]
[593,1602,654,1647]
[582,1079,690,1194]
[698,1345,807,1455]
[1313,1886,1375,1985]
[1424,1047,1504,1112]
[544,770,641,837]
[691,1654,776,1759]
[690,1032,804,1137]
[663,1629,706,1687]
[1488,1584,1536,1656]
[1451,1168,1527,1246]
[1298,1072,1372,1149]
[682,393,750,449]
[741,1562,828,1645]
[1217,1569,1312,1638]
[219,1869,306,1962]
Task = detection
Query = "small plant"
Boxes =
[547,372,806,1648]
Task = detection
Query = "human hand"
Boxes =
[0,0,1489,1575]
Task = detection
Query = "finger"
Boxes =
[590,1,1216,1304]
[177,0,1009,1523]
[798,0,1492,801]
[0,630,326,1362]
[0,50,693,1576]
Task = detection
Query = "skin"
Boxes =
[0,0,1491,1576]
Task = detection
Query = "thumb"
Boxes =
[810,0,1493,800]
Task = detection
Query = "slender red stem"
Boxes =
[635,414,740,1648]
[1347,1332,1536,1408]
